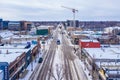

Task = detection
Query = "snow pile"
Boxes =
[74,59,92,80]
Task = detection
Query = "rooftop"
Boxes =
[84,47,120,72]
[0,44,26,49]
[105,26,120,30]
[80,39,99,42]
[84,47,120,60]
[0,43,36,64]
[0,48,29,64]
[37,26,49,29]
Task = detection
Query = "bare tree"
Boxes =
[49,64,66,80]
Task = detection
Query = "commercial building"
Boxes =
[0,43,31,80]
[97,35,119,44]
[30,26,51,40]
[21,21,32,31]
[3,21,9,29]
[0,18,3,30]
[104,26,120,35]
[0,40,40,80]
[36,26,49,35]
[81,47,120,80]
[66,20,79,27]
[8,21,21,31]
[70,31,95,44]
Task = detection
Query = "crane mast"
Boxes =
[61,6,78,28]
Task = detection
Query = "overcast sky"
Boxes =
[0,0,120,21]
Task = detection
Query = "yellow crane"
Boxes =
[61,6,78,28]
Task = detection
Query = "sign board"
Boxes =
[0,62,9,80]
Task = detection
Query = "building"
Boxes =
[36,26,49,35]
[71,31,95,44]
[81,47,120,80]
[104,26,120,35]
[0,62,9,80]
[0,45,29,80]
[8,21,21,31]
[0,41,39,80]
[30,26,51,40]
[66,20,79,27]
[98,35,119,44]
[66,27,75,32]
[0,18,3,30]
[3,21,9,29]
[33,21,61,27]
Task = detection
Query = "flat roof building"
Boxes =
[8,21,21,31]
[0,41,38,80]
[82,47,120,80]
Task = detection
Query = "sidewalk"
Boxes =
[19,38,52,80]
[19,53,41,80]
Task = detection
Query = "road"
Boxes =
[29,26,88,80]
[29,28,58,80]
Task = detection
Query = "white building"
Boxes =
[104,26,120,35]
[82,46,120,80]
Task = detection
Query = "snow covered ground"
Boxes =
[65,33,92,80]
[19,26,92,80]
[64,33,91,80]
[19,53,40,80]
[51,27,92,80]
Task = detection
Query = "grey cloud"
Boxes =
[0,0,120,21]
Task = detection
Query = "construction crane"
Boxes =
[61,6,78,28]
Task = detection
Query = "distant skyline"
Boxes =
[0,0,120,21]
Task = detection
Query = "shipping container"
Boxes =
[79,39,100,48]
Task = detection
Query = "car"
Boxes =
[57,39,60,45]
[38,57,43,63]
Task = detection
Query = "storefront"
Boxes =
[0,62,9,80]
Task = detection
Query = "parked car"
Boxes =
[38,57,43,63]
[57,39,60,45]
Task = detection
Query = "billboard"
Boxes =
[0,62,9,80]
